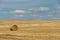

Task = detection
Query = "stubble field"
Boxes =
[0,20,60,40]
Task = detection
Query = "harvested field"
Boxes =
[0,20,60,40]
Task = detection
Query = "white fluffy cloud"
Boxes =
[39,7,49,11]
[13,10,26,14]
[14,15,24,17]
[28,7,49,14]
[15,10,25,13]
[12,10,25,17]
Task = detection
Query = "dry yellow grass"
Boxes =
[0,20,60,40]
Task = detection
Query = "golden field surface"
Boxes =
[0,20,60,40]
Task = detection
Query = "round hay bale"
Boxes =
[10,25,18,31]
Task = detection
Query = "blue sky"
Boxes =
[0,0,60,20]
